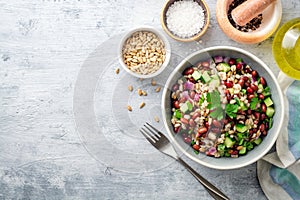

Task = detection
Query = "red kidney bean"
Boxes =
[191,112,200,120]
[174,126,181,133]
[243,76,249,82]
[259,124,265,132]
[265,122,269,131]
[236,63,243,70]
[260,113,266,121]
[190,91,196,99]
[250,84,258,91]
[189,119,196,127]
[244,81,250,88]
[251,70,258,78]
[173,101,180,109]
[205,121,210,128]
[262,130,267,136]
[261,103,267,113]
[211,128,221,133]
[184,137,191,144]
[193,144,200,151]
[224,89,230,95]
[238,79,245,87]
[248,94,255,100]
[226,94,232,101]
[212,119,222,128]
[228,58,236,65]
[198,127,208,135]
[253,128,258,133]
[180,118,189,124]
[258,94,264,100]
[247,109,252,115]
[247,87,254,94]
[183,67,194,75]
[260,77,266,86]
[188,78,196,83]
[254,112,260,120]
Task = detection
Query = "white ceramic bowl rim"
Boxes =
[118,26,171,79]
[162,46,285,170]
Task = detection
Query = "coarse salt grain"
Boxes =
[166,0,205,38]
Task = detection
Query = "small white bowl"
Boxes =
[119,26,171,79]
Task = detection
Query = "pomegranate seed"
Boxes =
[225,81,234,88]
[236,63,243,70]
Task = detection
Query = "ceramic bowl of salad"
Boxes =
[162,46,284,170]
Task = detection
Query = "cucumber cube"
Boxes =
[264,97,274,107]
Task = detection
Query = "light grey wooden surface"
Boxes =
[0,0,299,199]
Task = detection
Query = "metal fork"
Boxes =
[140,123,230,200]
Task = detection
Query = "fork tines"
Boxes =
[140,123,161,143]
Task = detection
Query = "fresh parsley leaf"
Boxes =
[250,97,259,110]
[225,104,239,119]
[207,90,221,109]
[209,106,223,119]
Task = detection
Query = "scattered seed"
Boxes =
[127,105,132,112]
[115,68,120,74]
[137,88,143,96]
[155,86,161,92]
[151,79,157,86]
[154,116,159,122]
[139,102,145,109]
[142,90,147,96]
[128,85,133,92]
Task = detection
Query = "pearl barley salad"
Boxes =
[170,56,275,158]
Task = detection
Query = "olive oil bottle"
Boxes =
[273,18,300,79]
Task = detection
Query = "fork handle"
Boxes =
[177,157,230,200]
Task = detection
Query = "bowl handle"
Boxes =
[278,71,294,92]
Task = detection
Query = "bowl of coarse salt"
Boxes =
[119,26,171,79]
[161,0,210,42]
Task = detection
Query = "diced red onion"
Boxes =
[207,147,217,155]
[213,55,223,64]
[223,56,230,63]
[184,81,194,90]
[194,93,200,102]
[182,91,190,99]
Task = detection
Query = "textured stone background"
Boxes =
[0,0,299,199]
